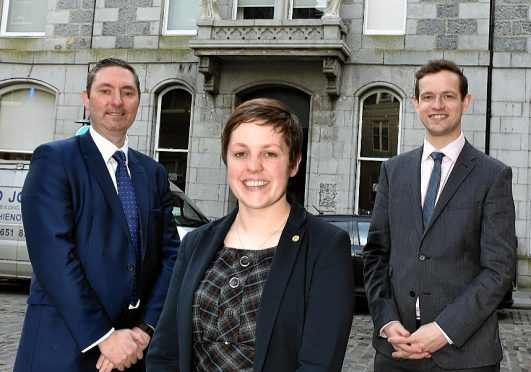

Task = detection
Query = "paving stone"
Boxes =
[1,282,530,371]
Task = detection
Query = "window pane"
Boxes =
[292,0,325,19]
[237,0,274,19]
[158,152,188,192]
[166,0,199,31]
[238,0,274,5]
[5,0,47,33]
[0,87,55,152]
[293,0,325,7]
[364,0,406,35]
[292,8,323,19]
[158,89,191,150]
[239,7,274,19]
[360,92,399,158]
[358,161,381,214]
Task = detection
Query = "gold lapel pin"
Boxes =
[292,235,300,242]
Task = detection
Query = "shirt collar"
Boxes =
[89,126,129,163]
[422,132,465,163]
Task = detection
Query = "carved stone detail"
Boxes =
[322,57,341,97]
[198,57,220,94]
[211,26,324,41]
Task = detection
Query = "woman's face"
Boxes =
[226,121,299,213]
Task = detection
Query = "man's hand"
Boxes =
[383,322,431,360]
[388,322,447,360]
[97,329,145,371]
[131,326,151,351]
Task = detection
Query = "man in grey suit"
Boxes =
[363,59,516,371]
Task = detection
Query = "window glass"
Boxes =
[364,0,406,35]
[1,0,47,35]
[357,221,370,246]
[235,0,275,19]
[292,0,325,19]
[164,0,199,35]
[0,86,55,154]
[171,190,209,227]
[360,92,398,158]
[356,90,401,215]
[155,88,192,191]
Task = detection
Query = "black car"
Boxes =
[316,214,515,311]
[316,214,370,308]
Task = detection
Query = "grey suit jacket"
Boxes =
[363,141,516,369]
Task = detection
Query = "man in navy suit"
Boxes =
[14,58,180,371]
[364,59,516,371]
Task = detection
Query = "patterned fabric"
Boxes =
[192,246,276,371]
[113,150,141,305]
[423,151,445,228]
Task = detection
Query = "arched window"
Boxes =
[154,87,192,191]
[356,89,401,214]
[0,84,56,160]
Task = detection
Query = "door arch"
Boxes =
[237,86,310,206]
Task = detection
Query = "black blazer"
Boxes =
[147,198,354,371]
[363,141,516,369]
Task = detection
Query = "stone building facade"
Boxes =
[0,0,530,286]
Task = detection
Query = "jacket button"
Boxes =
[240,256,250,267]
[409,291,416,297]
[419,255,426,261]
[229,277,240,288]
[127,264,134,272]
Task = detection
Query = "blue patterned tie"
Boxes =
[423,152,445,229]
[113,150,141,306]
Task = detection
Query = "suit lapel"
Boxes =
[406,148,425,237]
[79,133,131,241]
[128,150,149,258]
[424,141,477,232]
[253,201,306,371]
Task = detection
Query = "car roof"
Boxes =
[315,214,371,222]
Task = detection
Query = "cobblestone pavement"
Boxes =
[1,281,530,372]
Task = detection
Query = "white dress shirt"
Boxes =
[81,127,131,353]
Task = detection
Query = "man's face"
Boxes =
[81,66,140,146]
[413,70,472,147]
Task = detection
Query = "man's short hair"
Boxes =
[414,59,468,101]
[86,57,140,98]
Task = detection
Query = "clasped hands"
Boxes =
[96,326,151,372]
[383,321,448,360]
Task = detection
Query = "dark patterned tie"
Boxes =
[113,150,141,306]
[423,152,445,229]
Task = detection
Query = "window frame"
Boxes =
[0,0,47,37]
[372,120,390,152]
[355,88,402,214]
[363,0,406,35]
[153,86,193,191]
[162,0,199,36]
[233,0,276,20]
[289,0,325,19]
[0,83,57,154]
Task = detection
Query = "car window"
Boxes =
[325,220,355,245]
[172,194,208,227]
[357,221,370,246]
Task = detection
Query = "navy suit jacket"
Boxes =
[146,198,355,371]
[363,141,516,369]
[15,132,179,371]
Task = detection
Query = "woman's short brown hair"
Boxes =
[221,98,303,169]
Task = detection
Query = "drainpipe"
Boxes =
[485,0,496,155]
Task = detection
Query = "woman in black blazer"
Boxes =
[147,98,354,371]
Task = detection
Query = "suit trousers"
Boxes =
[375,351,500,372]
